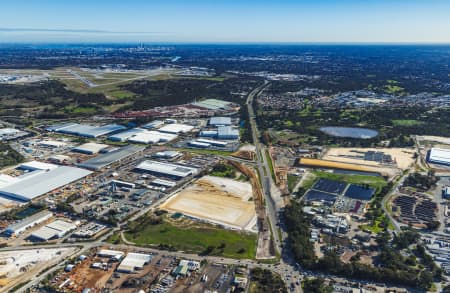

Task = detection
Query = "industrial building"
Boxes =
[209,117,231,126]
[116,252,152,273]
[108,128,146,142]
[97,249,124,261]
[37,140,67,148]
[46,123,126,138]
[154,150,181,159]
[196,138,228,147]
[188,141,210,149]
[199,130,218,137]
[77,145,145,171]
[217,126,239,140]
[4,211,53,236]
[72,142,109,155]
[30,219,77,241]
[151,178,177,188]
[18,161,59,171]
[142,120,164,129]
[192,99,234,110]
[128,130,177,144]
[173,259,201,277]
[428,148,450,166]
[135,160,199,179]
[158,123,194,134]
[0,128,28,141]
[0,166,92,202]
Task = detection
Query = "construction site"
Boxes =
[160,175,257,232]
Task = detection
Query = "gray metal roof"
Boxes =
[209,117,231,126]
[0,167,92,201]
[77,145,145,170]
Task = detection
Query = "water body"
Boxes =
[320,126,379,139]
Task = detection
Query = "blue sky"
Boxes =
[0,0,449,43]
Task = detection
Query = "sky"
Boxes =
[0,0,449,43]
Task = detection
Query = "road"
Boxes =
[245,82,303,292]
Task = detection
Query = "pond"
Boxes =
[320,126,379,139]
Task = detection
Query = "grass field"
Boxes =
[122,215,257,259]
[287,174,299,192]
[360,214,395,233]
[311,171,387,192]
[392,119,424,127]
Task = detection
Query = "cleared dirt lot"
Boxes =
[323,147,415,170]
[160,176,257,232]
[0,247,75,291]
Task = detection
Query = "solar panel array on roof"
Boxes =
[344,184,375,201]
[312,178,348,195]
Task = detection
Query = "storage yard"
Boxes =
[160,176,257,231]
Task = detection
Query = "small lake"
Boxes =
[320,126,379,139]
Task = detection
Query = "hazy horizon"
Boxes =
[1,0,450,43]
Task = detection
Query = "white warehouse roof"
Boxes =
[0,166,92,201]
[31,219,77,241]
[108,128,146,142]
[128,131,177,144]
[428,148,450,165]
[5,211,53,236]
[135,160,199,179]
[98,249,124,260]
[18,161,59,171]
[117,252,152,273]
[72,142,109,154]
[47,123,126,138]
[158,124,194,134]
[209,117,231,126]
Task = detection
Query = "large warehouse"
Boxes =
[30,219,77,241]
[428,148,450,166]
[47,123,126,138]
[108,128,146,142]
[117,252,152,273]
[4,211,53,236]
[128,130,177,144]
[135,160,199,179]
[0,166,92,202]
[77,145,145,170]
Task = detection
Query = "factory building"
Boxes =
[188,141,210,149]
[37,140,67,148]
[209,117,232,126]
[72,142,109,155]
[142,120,164,129]
[0,166,92,202]
[108,128,146,142]
[135,160,199,180]
[217,126,239,140]
[46,123,126,138]
[4,211,53,236]
[196,139,228,147]
[97,249,124,261]
[77,145,145,171]
[428,148,450,166]
[128,130,177,144]
[117,252,152,273]
[199,130,218,138]
[18,161,59,171]
[154,150,181,160]
[158,124,194,134]
[30,219,77,241]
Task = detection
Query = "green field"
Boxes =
[287,174,299,192]
[122,216,257,259]
[360,214,395,233]
[391,119,424,127]
[265,150,276,181]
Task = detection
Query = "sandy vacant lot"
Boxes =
[0,247,75,290]
[417,135,450,145]
[323,147,415,170]
[160,176,257,232]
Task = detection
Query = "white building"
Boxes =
[428,148,450,166]
[135,160,199,179]
[117,252,152,273]
[30,219,77,241]
[4,211,53,236]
